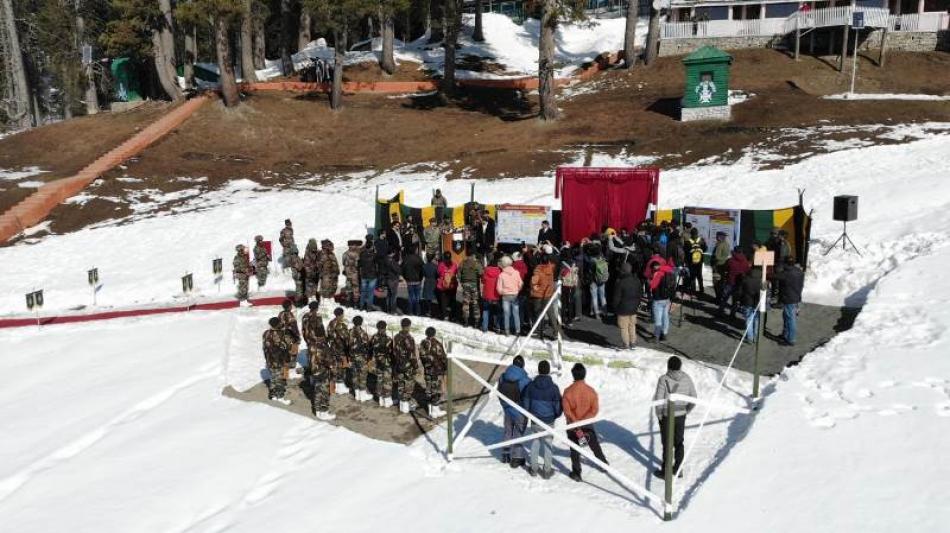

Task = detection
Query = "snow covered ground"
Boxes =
[2,123,950,531]
[825,93,950,101]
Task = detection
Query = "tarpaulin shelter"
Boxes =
[555,167,660,244]
[373,192,497,232]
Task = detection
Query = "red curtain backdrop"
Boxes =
[556,167,660,244]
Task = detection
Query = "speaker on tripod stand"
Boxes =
[825,195,861,255]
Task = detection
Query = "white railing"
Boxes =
[784,6,891,34]
[661,18,786,39]
[888,12,950,32]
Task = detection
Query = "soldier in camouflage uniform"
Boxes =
[423,217,441,262]
[263,317,292,405]
[252,235,270,288]
[287,250,305,302]
[319,239,340,299]
[341,240,362,306]
[327,307,351,395]
[392,318,419,414]
[277,299,301,357]
[233,244,251,302]
[458,252,484,327]
[419,327,448,418]
[303,238,322,301]
[371,320,394,407]
[349,316,371,402]
[301,302,335,420]
[279,219,295,267]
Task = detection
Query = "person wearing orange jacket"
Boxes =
[562,363,608,482]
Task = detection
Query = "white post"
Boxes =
[849,26,859,95]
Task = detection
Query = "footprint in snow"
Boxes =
[855,388,874,398]
[810,415,836,429]
[878,380,898,388]
[935,402,950,417]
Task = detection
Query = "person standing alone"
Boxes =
[611,263,642,349]
[653,356,696,479]
[562,363,608,482]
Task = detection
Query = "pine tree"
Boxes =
[623,0,639,68]
[304,0,373,110]
[532,0,586,121]
[2,0,34,128]
[178,0,245,107]
[102,0,182,100]
[378,0,410,76]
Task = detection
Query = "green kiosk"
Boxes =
[680,46,733,122]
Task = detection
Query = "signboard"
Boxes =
[683,207,741,253]
[852,11,864,29]
[496,204,551,245]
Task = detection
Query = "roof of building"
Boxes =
[682,46,734,65]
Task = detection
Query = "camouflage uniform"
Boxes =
[263,326,291,399]
[327,316,350,384]
[371,329,393,400]
[392,330,418,402]
[305,320,332,413]
[342,245,361,305]
[419,337,448,405]
[252,239,270,288]
[303,239,322,300]
[279,225,295,264]
[458,256,484,325]
[278,308,301,355]
[349,324,371,391]
[288,254,305,301]
[233,247,251,301]
[319,244,340,299]
[423,224,441,261]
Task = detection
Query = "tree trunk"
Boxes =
[2,0,32,128]
[184,26,196,90]
[253,12,266,69]
[151,30,182,99]
[645,7,660,66]
[279,0,293,74]
[241,0,258,82]
[623,0,639,68]
[538,0,558,120]
[473,0,484,42]
[441,0,457,96]
[75,7,99,115]
[298,7,312,51]
[158,0,181,96]
[380,8,396,75]
[215,16,240,107]
[428,0,444,43]
[331,28,346,110]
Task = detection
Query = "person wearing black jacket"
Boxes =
[739,266,763,343]
[402,245,425,315]
[380,253,401,313]
[611,263,642,349]
[776,256,804,345]
[358,237,378,311]
[537,221,558,247]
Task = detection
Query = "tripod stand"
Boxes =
[824,220,861,256]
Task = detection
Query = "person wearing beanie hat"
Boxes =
[497,355,531,466]
[521,360,563,479]
[653,356,696,479]
[562,363,608,482]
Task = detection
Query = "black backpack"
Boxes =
[498,377,522,404]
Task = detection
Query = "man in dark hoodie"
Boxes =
[653,356,697,479]
[358,235,378,311]
[402,244,425,315]
[498,355,532,467]
[521,360,562,479]
[611,263,642,349]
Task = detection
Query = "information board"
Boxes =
[683,207,741,253]
[496,204,551,245]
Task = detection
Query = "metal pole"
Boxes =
[664,398,675,521]
[446,341,455,457]
[795,15,801,60]
[752,290,765,399]
[849,28,859,94]
[470,182,475,203]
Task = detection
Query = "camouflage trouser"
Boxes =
[237,276,249,300]
[375,366,392,399]
[320,277,338,299]
[306,277,320,299]
[344,275,360,305]
[332,353,348,384]
[294,279,305,300]
[425,373,443,405]
[281,247,292,267]
[310,364,331,412]
[351,357,368,390]
[460,282,480,325]
[268,363,287,399]
[397,371,415,402]
[255,265,268,288]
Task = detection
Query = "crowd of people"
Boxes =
[236,190,806,358]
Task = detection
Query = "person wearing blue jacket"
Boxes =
[521,360,563,479]
[498,355,532,467]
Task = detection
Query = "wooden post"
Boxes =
[663,399,675,521]
[809,28,816,55]
[752,250,774,399]
[879,27,888,67]
[840,24,850,71]
[446,343,455,457]
[795,15,801,60]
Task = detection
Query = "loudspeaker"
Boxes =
[833,195,858,222]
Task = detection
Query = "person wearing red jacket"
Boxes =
[719,247,750,318]
[562,363,608,482]
[437,252,458,321]
[481,254,503,332]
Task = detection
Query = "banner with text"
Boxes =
[496,204,551,245]
[684,206,741,252]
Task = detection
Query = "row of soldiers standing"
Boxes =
[263,300,449,420]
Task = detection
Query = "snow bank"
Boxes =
[824,93,950,101]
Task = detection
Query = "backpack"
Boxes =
[690,239,704,264]
[560,262,578,287]
[593,257,609,284]
[499,377,522,404]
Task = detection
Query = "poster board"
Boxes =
[684,207,740,253]
[496,204,551,245]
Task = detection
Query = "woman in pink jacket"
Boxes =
[497,255,524,335]
[437,252,459,321]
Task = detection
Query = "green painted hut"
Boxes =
[681,46,733,121]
